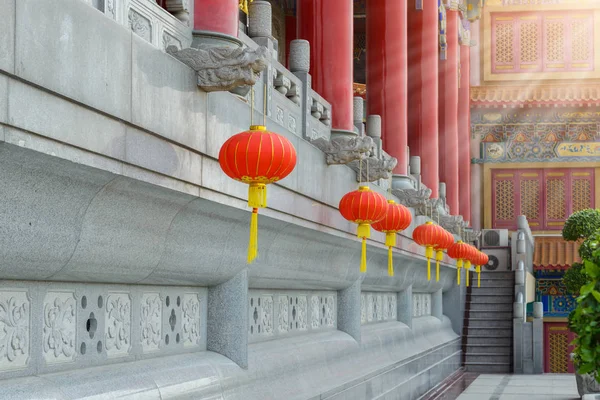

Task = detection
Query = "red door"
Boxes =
[544,322,576,373]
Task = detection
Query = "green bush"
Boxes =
[562,209,600,242]
[563,262,587,296]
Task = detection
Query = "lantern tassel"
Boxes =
[457,259,463,286]
[425,246,433,281]
[248,183,267,208]
[360,237,367,273]
[247,208,259,264]
[477,265,481,287]
[435,250,443,282]
[385,232,396,277]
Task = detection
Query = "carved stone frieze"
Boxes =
[166,45,269,92]
[140,293,161,352]
[439,214,465,235]
[349,156,398,182]
[105,293,131,357]
[391,186,432,215]
[311,135,374,165]
[43,292,76,364]
[0,291,29,371]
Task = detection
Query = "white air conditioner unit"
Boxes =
[481,229,509,247]
[482,248,511,271]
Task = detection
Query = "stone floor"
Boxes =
[455,373,579,400]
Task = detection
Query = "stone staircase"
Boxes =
[463,271,514,373]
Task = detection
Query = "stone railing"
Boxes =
[83,0,192,51]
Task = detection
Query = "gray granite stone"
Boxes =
[8,78,127,161]
[248,1,272,38]
[432,289,443,320]
[443,282,466,335]
[15,0,132,121]
[367,115,382,138]
[398,285,413,328]
[289,39,310,73]
[132,34,207,154]
[207,269,248,368]
[0,72,7,128]
[0,0,14,73]
[338,279,362,342]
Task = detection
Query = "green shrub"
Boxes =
[563,262,587,296]
[562,209,600,242]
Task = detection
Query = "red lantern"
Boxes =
[339,186,388,273]
[448,241,471,285]
[219,125,297,263]
[477,251,489,287]
[413,221,447,281]
[372,200,412,277]
[464,244,478,287]
[433,229,454,282]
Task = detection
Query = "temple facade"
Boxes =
[0,0,598,398]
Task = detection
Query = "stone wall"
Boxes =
[0,0,463,398]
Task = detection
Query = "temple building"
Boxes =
[0,0,598,398]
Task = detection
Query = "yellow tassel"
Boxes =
[477,265,481,287]
[425,246,433,281]
[360,237,367,273]
[435,250,443,282]
[465,261,471,287]
[248,183,267,209]
[386,232,395,277]
[457,259,462,286]
[247,208,259,264]
[388,246,394,276]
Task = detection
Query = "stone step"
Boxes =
[469,295,513,304]
[465,336,512,346]
[474,279,515,288]
[466,318,512,328]
[469,302,513,312]
[470,287,513,295]
[468,310,513,319]
[464,362,512,373]
[465,353,511,364]
[466,328,512,337]
[464,344,512,354]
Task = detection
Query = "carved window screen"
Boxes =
[491,11,594,74]
[492,168,595,230]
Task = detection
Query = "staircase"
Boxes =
[463,271,515,373]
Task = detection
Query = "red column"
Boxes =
[366,0,407,174]
[407,3,439,197]
[438,10,460,214]
[285,16,297,69]
[194,0,239,37]
[458,44,472,224]
[297,0,354,133]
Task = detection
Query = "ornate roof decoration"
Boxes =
[471,84,600,108]
[533,236,581,270]
[353,83,366,98]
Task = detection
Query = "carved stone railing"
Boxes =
[83,0,192,51]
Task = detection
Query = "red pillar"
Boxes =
[407,3,439,197]
[285,16,297,69]
[194,0,239,37]
[297,0,354,132]
[438,11,460,214]
[458,44,472,224]
[366,0,407,174]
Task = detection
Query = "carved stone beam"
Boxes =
[166,45,269,92]
[348,156,398,182]
[439,214,464,235]
[311,135,374,165]
[391,185,432,215]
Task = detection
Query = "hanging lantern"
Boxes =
[339,186,388,273]
[413,221,447,281]
[433,229,454,282]
[372,200,412,276]
[464,244,478,287]
[219,125,297,263]
[477,251,489,288]
[448,241,471,285]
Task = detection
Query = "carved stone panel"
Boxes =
[140,293,161,353]
[0,291,29,371]
[360,292,398,325]
[128,8,152,43]
[105,293,131,357]
[182,293,201,347]
[43,292,76,364]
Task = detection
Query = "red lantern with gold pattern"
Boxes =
[464,244,478,287]
[433,229,454,282]
[219,125,297,263]
[448,241,471,285]
[413,221,447,281]
[372,200,412,277]
[476,251,489,287]
[339,186,388,273]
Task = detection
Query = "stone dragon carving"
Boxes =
[391,186,432,215]
[350,156,398,182]
[166,45,269,92]
[311,135,374,165]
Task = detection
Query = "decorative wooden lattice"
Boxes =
[544,323,575,373]
[494,179,515,222]
[572,179,592,213]
[491,11,595,73]
[546,178,566,221]
[492,168,595,230]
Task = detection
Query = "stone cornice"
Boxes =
[471,84,600,107]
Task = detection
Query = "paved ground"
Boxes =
[456,373,579,400]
